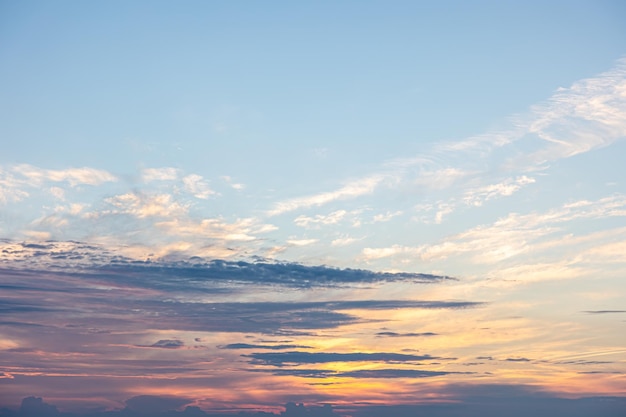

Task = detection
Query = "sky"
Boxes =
[1,1,626,416]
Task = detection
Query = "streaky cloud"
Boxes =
[375,331,438,337]
[0,240,455,288]
[219,343,312,350]
[251,368,465,379]
[583,310,626,314]
[244,351,444,366]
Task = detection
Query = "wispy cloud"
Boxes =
[294,210,348,229]
[97,192,189,219]
[363,194,626,264]
[182,174,216,199]
[142,167,180,182]
[12,164,118,186]
[244,351,442,366]
[268,175,389,216]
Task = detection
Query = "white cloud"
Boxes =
[331,236,361,247]
[12,164,117,186]
[221,175,245,190]
[268,174,388,216]
[434,203,454,225]
[157,217,277,241]
[142,167,179,182]
[99,193,189,219]
[414,168,472,189]
[286,238,319,247]
[294,210,347,228]
[182,174,216,199]
[363,194,626,264]
[0,185,28,205]
[463,176,535,207]
[362,245,423,261]
[372,211,403,223]
[49,187,66,200]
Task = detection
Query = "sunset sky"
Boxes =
[1,1,626,416]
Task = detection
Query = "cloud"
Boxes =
[334,369,466,378]
[4,392,626,417]
[521,58,626,165]
[218,343,312,350]
[182,174,215,199]
[11,164,117,186]
[220,175,245,190]
[0,240,456,287]
[372,211,403,223]
[287,238,319,247]
[148,339,185,349]
[155,217,276,242]
[463,176,535,207]
[0,168,29,205]
[583,310,626,314]
[98,192,189,219]
[414,168,472,189]
[363,194,626,264]
[244,351,442,366]
[330,237,361,247]
[294,210,348,229]
[18,397,59,417]
[142,167,180,182]
[268,174,388,216]
[125,395,191,413]
[375,331,437,337]
[254,368,462,379]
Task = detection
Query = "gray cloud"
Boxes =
[4,390,625,417]
[1,240,455,289]
[244,351,443,366]
[583,310,626,314]
[219,343,312,350]
[125,395,192,413]
[375,331,438,337]
[335,369,469,378]
[148,340,185,349]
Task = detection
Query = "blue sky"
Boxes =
[1,1,626,416]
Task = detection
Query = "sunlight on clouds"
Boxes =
[520,58,626,166]
[363,194,626,265]
[0,185,28,205]
[100,193,189,219]
[12,164,118,186]
[156,217,277,242]
[182,174,216,199]
[20,230,52,240]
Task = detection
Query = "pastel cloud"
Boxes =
[182,174,215,199]
[142,167,180,182]
[11,164,117,186]
[99,193,189,219]
[363,194,626,265]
